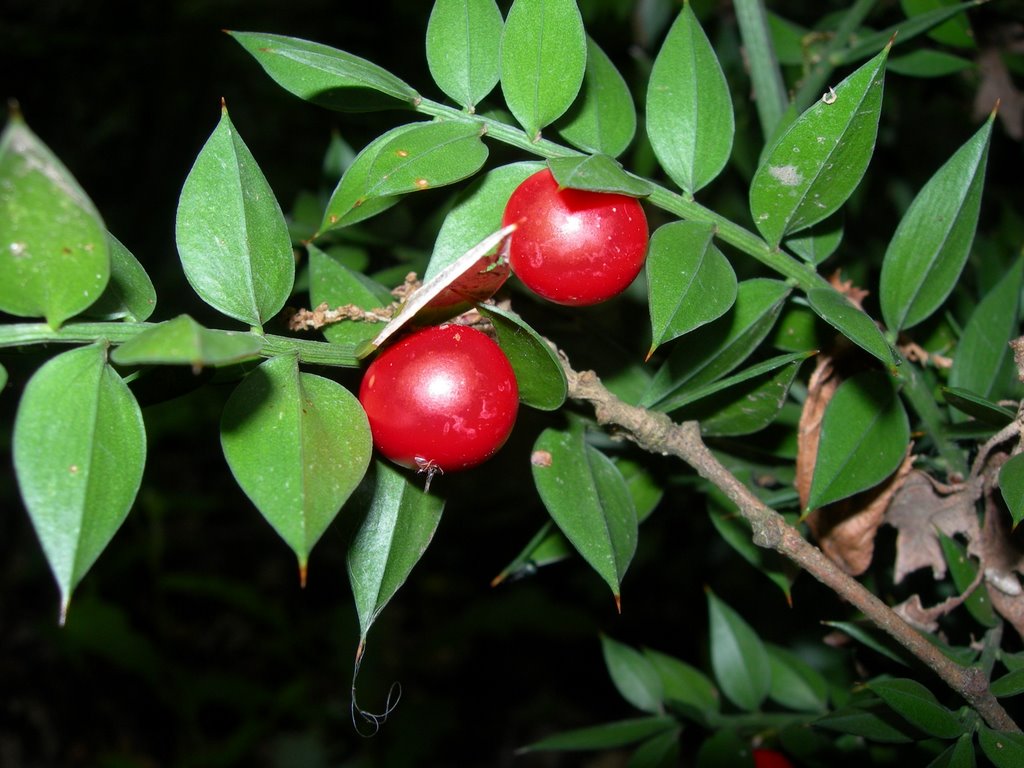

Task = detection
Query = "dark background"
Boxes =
[3,1,1023,766]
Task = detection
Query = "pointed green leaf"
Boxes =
[548,154,653,197]
[807,287,897,368]
[888,49,973,77]
[643,279,791,408]
[927,734,978,768]
[784,212,844,265]
[646,222,737,355]
[425,161,544,281]
[695,728,754,768]
[532,426,638,602]
[708,492,796,600]
[948,257,1023,405]
[500,0,586,140]
[13,344,146,620]
[900,0,977,49]
[229,31,419,111]
[880,116,993,333]
[519,716,677,752]
[176,105,293,327]
[868,678,965,739]
[644,648,719,714]
[646,3,734,194]
[111,314,263,368]
[0,113,109,327]
[942,387,1015,426]
[767,644,830,712]
[938,531,997,626]
[843,1,979,63]
[308,244,393,349]
[979,727,1024,768]
[557,36,637,157]
[750,46,888,246]
[707,590,771,711]
[477,304,567,410]
[991,667,1024,698]
[321,121,488,233]
[1000,453,1024,529]
[221,355,372,574]
[807,371,910,512]
[426,0,503,110]
[601,635,664,714]
[82,233,157,322]
[628,727,680,768]
[822,620,915,666]
[490,520,573,584]
[814,701,918,743]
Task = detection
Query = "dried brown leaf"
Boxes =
[978,482,1024,638]
[974,48,1024,140]
[795,355,839,511]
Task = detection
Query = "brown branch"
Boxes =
[562,362,1020,733]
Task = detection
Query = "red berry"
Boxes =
[358,324,519,473]
[501,168,648,306]
[753,748,794,768]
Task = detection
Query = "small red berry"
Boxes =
[753,748,794,768]
[501,168,649,306]
[358,324,519,474]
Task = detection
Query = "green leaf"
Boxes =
[644,648,719,714]
[557,36,637,157]
[13,344,146,621]
[888,48,973,78]
[642,279,791,408]
[0,363,7,393]
[822,621,914,666]
[707,590,771,711]
[228,31,419,111]
[321,121,488,232]
[111,314,263,368]
[477,304,567,411]
[948,257,1023,406]
[991,668,1024,698]
[425,161,544,282]
[628,727,680,768]
[426,0,503,110]
[784,212,844,265]
[814,701,918,743]
[927,734,978,768]
[695,727,754,768]
[601,635,664,714]
[942,387,1015,427]
[1000,453,1024,530]
[900,0,977,49]
[308,244,394,349]
[82,233,157,322]
[806,370,910,512]
[499,0,586,140]
[750,45,889,246]
[807,287,898,368]
[0,112,109,328]
[519,716,677,752]
[490,520,573,585]
[880,115,993,333]
[837,1,980,64]
[646,3,734,194]
[708,493,796,600]
[347,460,445,643]
[646,221,737,357]
[176,105,294,327]
[547,154,653,197]
[979,727,1024,768]
[938,531,997,626]
[868,678,965,739]
[532,426,638,604]
[221,355,372,577]
[767,643,830,712]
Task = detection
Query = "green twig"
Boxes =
[733,0,789,139]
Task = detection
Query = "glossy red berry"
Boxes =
[501,168,649,306]
[753,748,795,768]
[358,324,519,474]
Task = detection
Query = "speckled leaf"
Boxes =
[532,426,637,604]
[807,370,910,513]
[347,460,445,642]
[13,344,145,621]
[647,221,737,356]
[880,115,993,333]
[979,727,1024,768]
[229,31,419,111]
[309,244,394,349]
[500,0,586,140]
[708,590,771,712]
[750,46,889,246]
[1000,453,1024,529]
[176,105,294,327]
[646,3,734,195]
[111,314,263,368]
[82,233,156,322]
[548,154,652,197]
[221,355,372,578]
[807,287,897,368]
[0,113,109,328]
[557,37,637,157]
[426,0,503,110]
[478,304,567,410]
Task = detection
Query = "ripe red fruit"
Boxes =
[501,168,649,306]
[753,748,794,768]
[358,324,519,475]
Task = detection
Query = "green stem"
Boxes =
[733,0,789,138]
